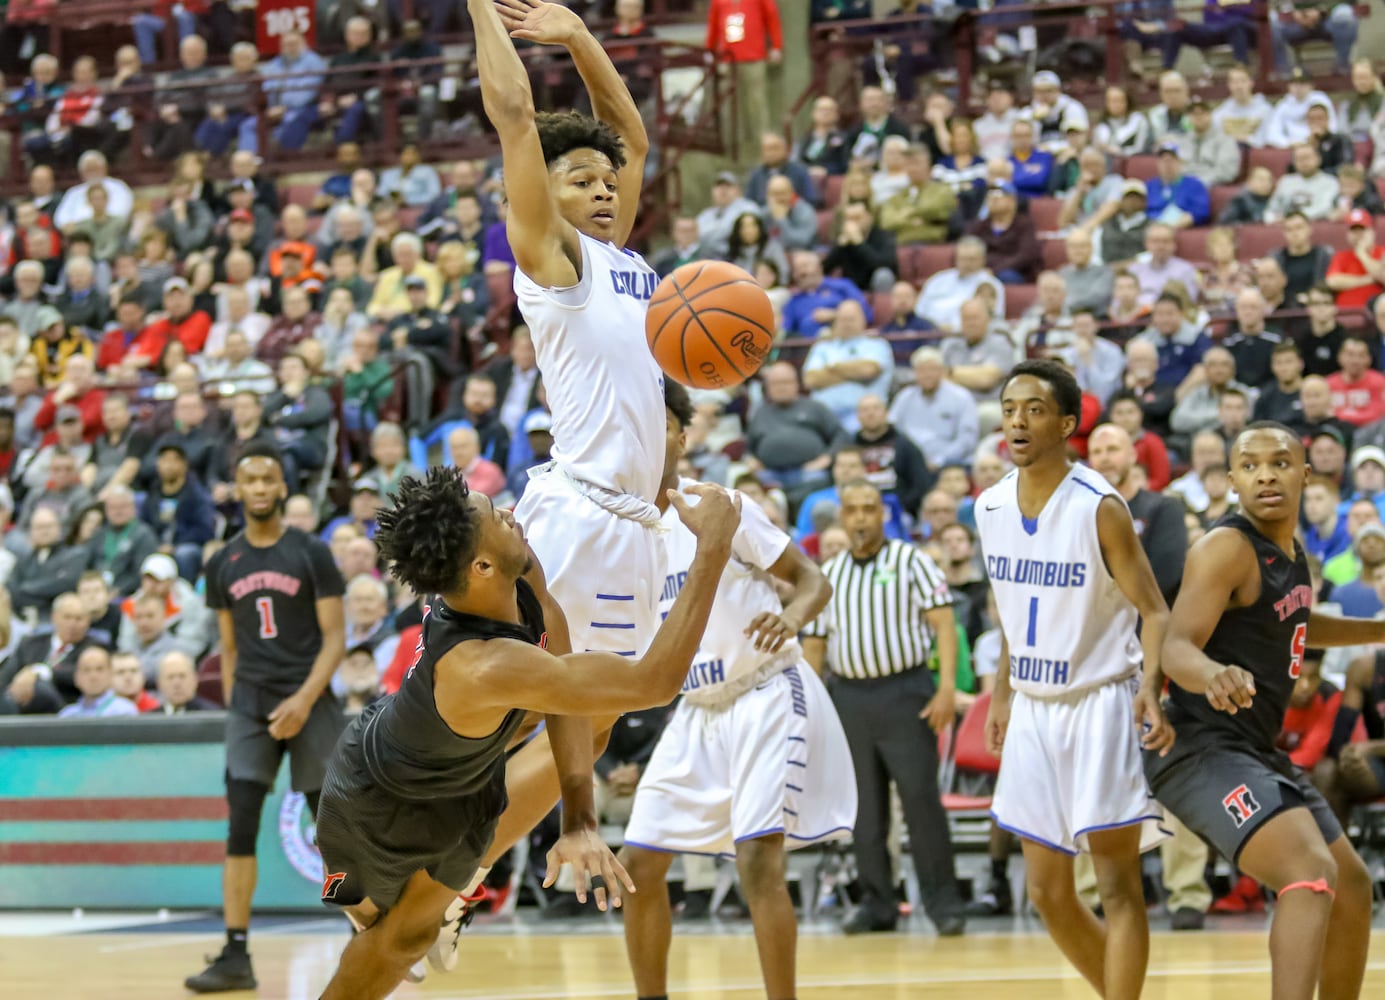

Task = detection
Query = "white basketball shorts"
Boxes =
[623,663,857,858]
[991,674,1168,855]
[514,471,663,658]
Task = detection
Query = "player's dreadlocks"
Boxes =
[376,467,479,595]
[535,111,627,170]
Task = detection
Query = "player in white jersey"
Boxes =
[975,360,1175,1000]
[620,382,856,1000]
[422,0,666,972]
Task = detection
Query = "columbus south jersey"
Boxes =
[514,230,664,502]
[975,467,1141,697]
[658,480,796,705]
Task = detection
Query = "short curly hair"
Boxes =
[376,467,479,596]
[664,377,694,430]
[535,111,627,171]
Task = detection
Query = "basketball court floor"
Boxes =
[6,909,1385,999]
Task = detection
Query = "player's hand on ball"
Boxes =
[1134,684,1175,757]
[669,483,741,550]
[1204,664,1256,715]
[920,686,956,734]
[267,693,311,740]
[544,829,636,912]
[495,0,583,45]
[745,612,801,653]
[984,694,1010,757]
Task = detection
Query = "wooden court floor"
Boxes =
[5,920,1385,999]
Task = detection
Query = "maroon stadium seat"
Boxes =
[817,209,835,244]
[1124,155,1159,181]
[1311,220,1348,252]
[899,243,956,285]
[1238,224,1285,259]
[1027,197,1063,233]
[1176,227,1210,263]
[197,653,224,708]
[1210,184,1240,221]
[1248,147,1293,176]
[1005,283,1038,319]
[1041,238,1068,270]
[822,174,844,209]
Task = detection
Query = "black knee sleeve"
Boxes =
[226,779,271,856]
[304,789,321,818]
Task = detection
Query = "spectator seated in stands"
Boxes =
[33,352,103,444]
[1060,309,1126,405]
[10,52,65,146]
[18,401,91,496]
[795,447,909,543]
[1326,209,1385,309]
[726,212,789,286]
[1099,180,1153,266]
[321,482,383,543]
[321,17,382,145]
[1253,340,1308,430]
[1137,291,1212,389]
[943,296,1018,420]
[1013,271,1075,356]
[4,261,50,343]
[378,144,442,208]
[30,306,95,389]
[368,232,442,321]
[794,95,850,183]
[1302,476,1352,562]
[781,250,872,338]
[1322,495,1383,585]
[914,236,1004,333]
[749,130,817,206]
[1128,223,1200,308]
[339,328,393,435]
[964,182,1041,284]
[263,352,334,487]
[54,152,135,233]
[1003,119,1054,197]
[339,645,385,716]
[1268,69,1337,149]
[745,361,847,492]
[1057,229,1114,313]
[802,300,894,432]
[1334,165,1385,222]
[112,650,160,713]
[1274,0,1358,75]
[1048,123,1097,196]
[870,135,913,206]
[696,173,762,260]
[153,650,217,715]
[57,647,136,719]
[1147,70,1193,144]
[18,444,93,533]
[153,180,215,258]
[122,591,200,684]
[446,426,508,500]
[356,422,419,500]
[1180,97,1242,189]
[824,200,898,292]
[88,487,159,600]
[878,280,934,338]
[138,443,215,582]
[1340,446,1385,521]
[651,216,706,278]
[1221,288,1282,389]
[854,393,930,518]
[1170,346,1256,440]
[1268,143,1340,222]
[24,56,104,169]
[846,85,912,167]
[1214,65,1272,148]
[194,41,261,157]
[138,277,212,362]
[1268,214,1333,310]
[258,285,321,370]
[888,346,980,472]
[430,373,511,471]
[1328,335,1385,427]
[762,175,819,252]
[117,551,211,655]
[199,329,275,398]
[877,144,955,247]
[0,591,102,714]
[1025,70,1091,149]
[1339,60,1382,140]
[54,257,109,338]
[262,30,328,151]
[1147,141,1210,229]
[1058,148,1124,233]
[1107,388,1172,489]
[1167,429,1231,512]
[1167,0,1255,69]
[1093,84,1153,158]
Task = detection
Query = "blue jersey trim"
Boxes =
[1020,514,1039,536]
[1071,474,1108,498]
[596,593,636,601]
[734,826,788,842]
[1074,813,1167,842]
[590,622,637,629]
[991,812,1078,856]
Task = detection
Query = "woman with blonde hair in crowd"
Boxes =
[1093,84,1151,157]
[1199,227,1253,313]
[934,118,988,217]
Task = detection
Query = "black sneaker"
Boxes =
[1170,907,1206,931]
[842,909,897,935]
[679,889,712,920]
[966,888,1014,917]
[936,914,967,937]
[185,948,256,993]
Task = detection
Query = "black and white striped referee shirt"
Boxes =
[804,539,953,680]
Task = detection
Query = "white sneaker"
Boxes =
[405,962,427,984]
[425,890,482,974]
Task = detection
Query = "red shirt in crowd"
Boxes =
[1279,679,1341,771]
[1326,245,1385,309]
[96,324,170,371]
[53,85,102,130]
[33,386,105,442]
[140,309,212,356]
[1132,430,1171,491]
[706,0,783,62]
[1327,368,1385,426]
[382,624,423,694]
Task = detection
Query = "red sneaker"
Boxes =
[1210,875,1264,914]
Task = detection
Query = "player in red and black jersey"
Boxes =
[1147,422,1381,1000]
[185,442,347,994]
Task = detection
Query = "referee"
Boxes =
[803,478,966,936]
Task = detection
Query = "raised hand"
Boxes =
[495,0,585,46]
[668,483,741,551]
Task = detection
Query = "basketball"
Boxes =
[645,261,775,390]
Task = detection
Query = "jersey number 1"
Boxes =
[256,597,278,639]
[1288,622,1307,679]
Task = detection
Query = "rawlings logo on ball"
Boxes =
[730,329,768,363]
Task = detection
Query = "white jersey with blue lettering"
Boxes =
[659,478,799,707]
[974,465,1142,698]
[513,230,664,501]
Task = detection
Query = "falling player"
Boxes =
[976,360,1174,1000]
[422,0,672,958]
[315,468,742,1000]
[186,443,347,993]
[1147,421,1375,1000]
[620,381,857,1000]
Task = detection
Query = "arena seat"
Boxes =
[1175,227,1209,263]
[1027,197,1063,234]
[817,208,835,244]
[940,692,998,846]
[1354,139,1373,167]
[1238,223,1285,259]
[1041,239,1067,270]
[197,653,223,708]
[1004,283,1038,319]
[822,174,844,209]
[1311,220,1348,251]
[1209,184,1240,221]
[1248,147,1293,176]
[1123,155,1159,182]
[898,243,956,285]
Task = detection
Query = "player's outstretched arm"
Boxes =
[468,0,578,286]
[1306,610,1385,648]
[497,0,649,247]
[1096,496,1174,754]
[1163,528,1258,714]
[473,485,741,716]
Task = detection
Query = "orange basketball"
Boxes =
[645,260,775,390]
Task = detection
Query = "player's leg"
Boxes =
[320,870,461,1000]
[1020,839,1108,994]
[618,845,677,999]
[1319,834,1372,1000]
[1086,824,1150,1000]
[1236,808,1340,1000]
[734,833,797,1000]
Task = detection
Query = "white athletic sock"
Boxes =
[462,866,491,897]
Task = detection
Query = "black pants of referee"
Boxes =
[830,666,965,926]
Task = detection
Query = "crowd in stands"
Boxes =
[9,0,1385,916]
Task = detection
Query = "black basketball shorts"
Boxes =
[1145,742,1342,865]
[225,682,345,793]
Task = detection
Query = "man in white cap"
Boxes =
[140,277,213,356]
[1024,70,1089,151]
[30,304,94,389]
[117,552,213,659]
[509,410,554,500]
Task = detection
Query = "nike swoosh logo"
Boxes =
[1265,557,1277,565]
[985,504,1002,511]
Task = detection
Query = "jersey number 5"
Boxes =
[255,597,278,639]
[1288,622,1307,679]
